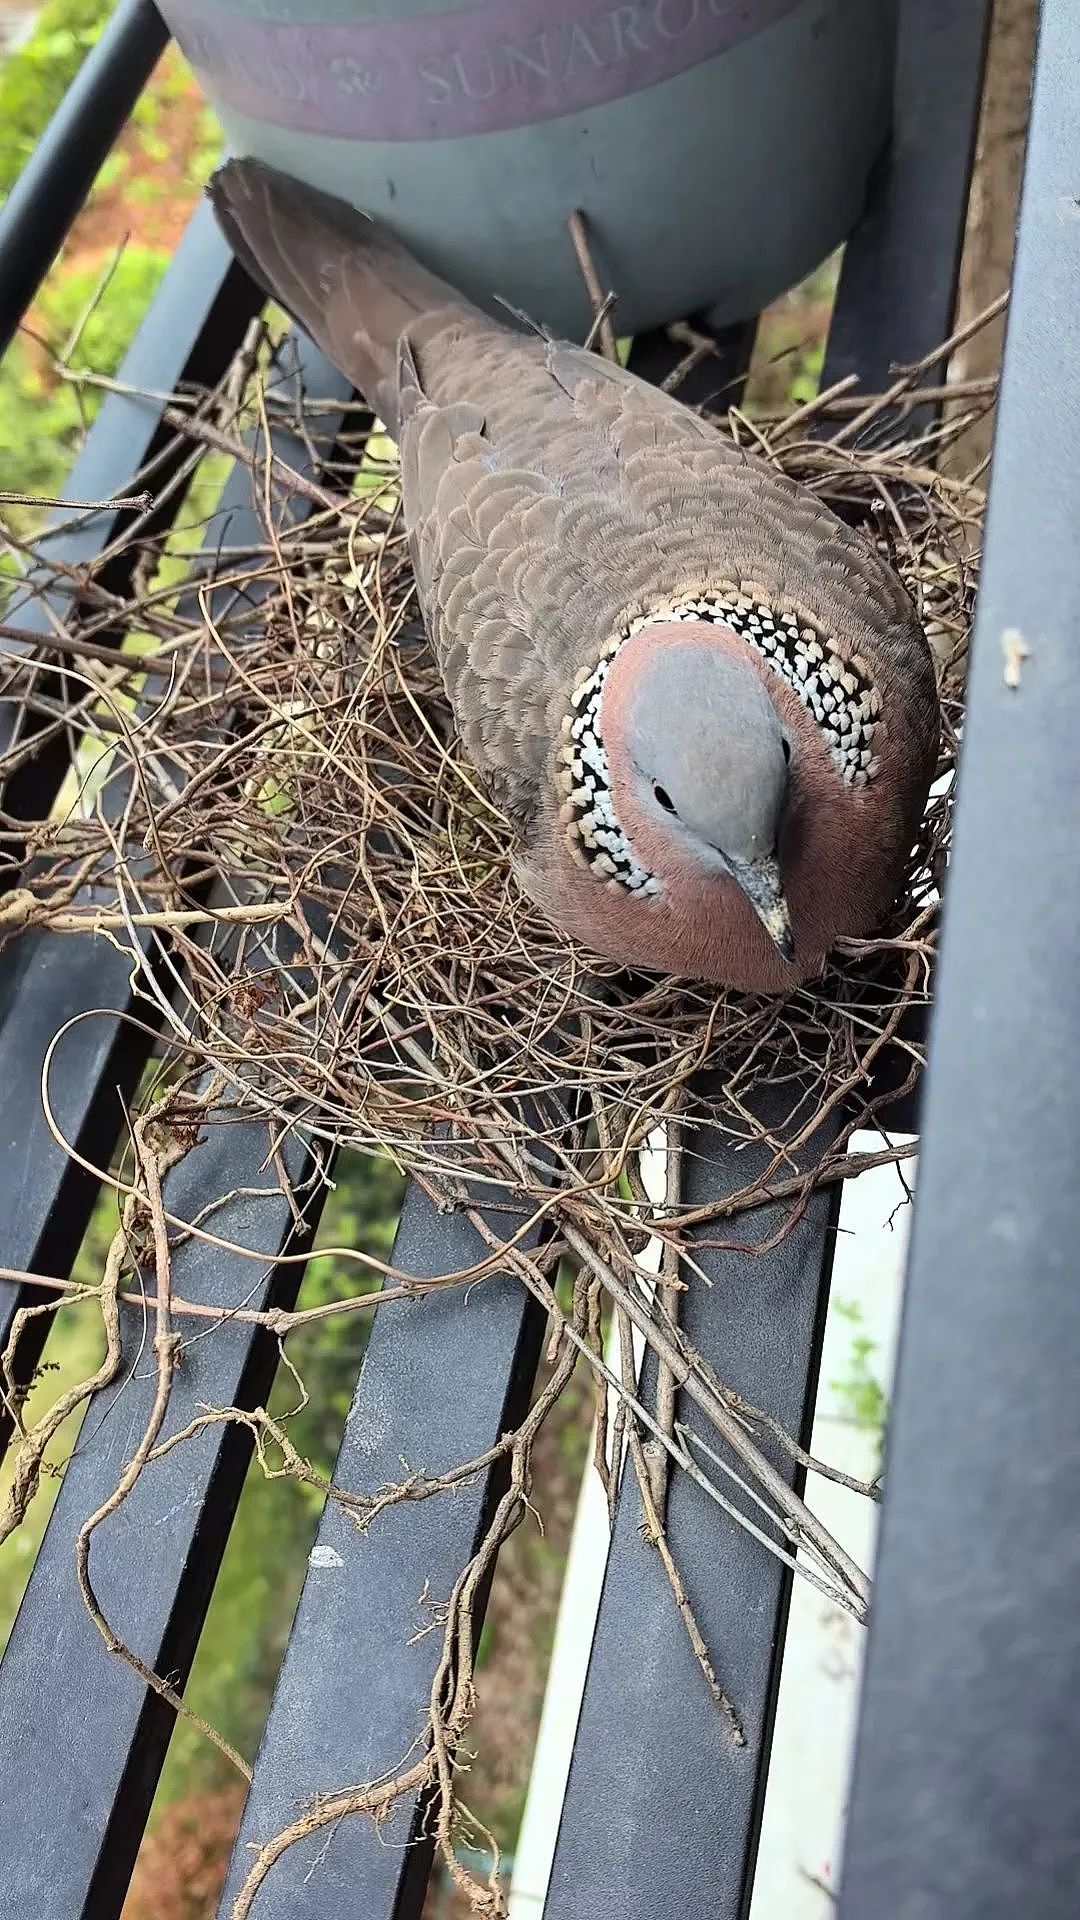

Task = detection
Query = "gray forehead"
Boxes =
[621,592,882,790]
[625,641,782,762]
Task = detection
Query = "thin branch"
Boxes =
[567,208,620,363]
[0,489,153,514]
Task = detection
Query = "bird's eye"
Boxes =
[653,782,677,814]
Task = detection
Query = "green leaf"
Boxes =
[0,246,169,553]
[0,0,115,200]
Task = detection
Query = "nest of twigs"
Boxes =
[1,316,983,1208]
[0,301,992,1915]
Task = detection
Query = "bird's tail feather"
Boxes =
[209,159,479,433]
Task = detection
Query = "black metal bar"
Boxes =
[215,1180,547,1920]
[0,0,168,359]
[544,1085,841,1920]
[0,1114,327,1920]
[826,0,993,388]
[816,0,995,1141]
[838,7,1080,1917]
[542,5,992,1913]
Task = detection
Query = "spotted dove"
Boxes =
[210,161,939,993]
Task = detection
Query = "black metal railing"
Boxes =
[1,5,1075,1919]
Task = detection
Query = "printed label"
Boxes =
[168,0,803,141]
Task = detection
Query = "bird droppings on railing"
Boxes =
[1001,625,1031,688]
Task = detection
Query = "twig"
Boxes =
[567,208,620,363]
[0,1236,125,1542]
[618,1301,744,1740]
[562,1223,871,1609]
[0,489,153,513]
[828,291,1009,447]
[465,1207,867,1621]
[160,404,361,519]
[642,1103,684,1527]
[753,376,996,426]
[10,896,289,936]
[73,1116,252,1780]
[764,373,860,440]
[0,619,229,678]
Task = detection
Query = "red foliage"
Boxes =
[122,1784,247,1920]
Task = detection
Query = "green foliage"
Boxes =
[39,243,169,372]
[0,0,113,199]
[830,1298,888,1450]
[0,345,72,505]
[745,249,841,414]
[0,3,139,518]
[0,1194,117,1654]
[0,245,168,523]
[129,46,222,187]
[786,332,827,407]
[0,0,221,539]
[189,105,226,191]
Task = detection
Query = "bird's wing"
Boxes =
[400,329,933,839]
[207,164,932,837]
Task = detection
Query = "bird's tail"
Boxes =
[209,159,481,433]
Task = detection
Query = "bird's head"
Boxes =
[562,620,797,966]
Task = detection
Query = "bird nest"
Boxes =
[0,303,992,1915]
[1,322,982,1214]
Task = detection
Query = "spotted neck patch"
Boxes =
[556,589,884,895]
[557,642,660,895]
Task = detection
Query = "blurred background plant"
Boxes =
[0,0,218,547]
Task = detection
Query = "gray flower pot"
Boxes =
[165,0,897,337]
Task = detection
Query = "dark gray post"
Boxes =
[839,5,1080,1916]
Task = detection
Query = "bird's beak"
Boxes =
[727,854,795,964]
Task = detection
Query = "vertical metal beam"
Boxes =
[826,0,994,384]
[0,210,262,1452]
[839,7,1080,1916]
[216,1183,548,1920]
[0,1120,326,1920]
[543,1087,842,1920]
